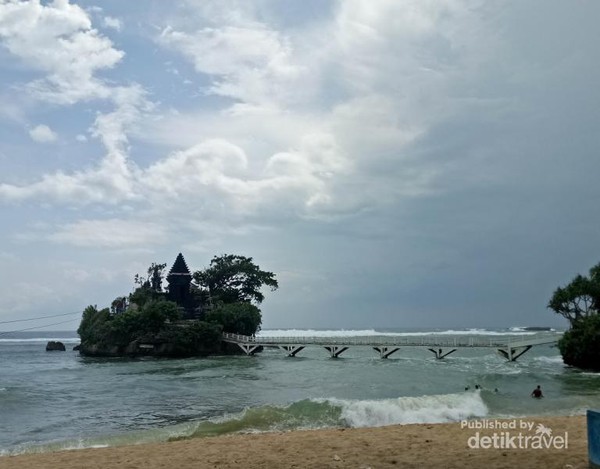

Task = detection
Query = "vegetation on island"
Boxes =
[548,262,600,370]
[77,254,278,357]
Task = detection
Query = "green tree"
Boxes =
[590,263,600,312]
[548,263,600,325]
[108,299,180,346]
[108,308,143,347]
[193,254,278,305]
[139,299,181,333]
[77,305,111,344]
[205,302,262,335]
[78,300,181,349]
[157,321,222,356]
[111,296,128,314]
[129,262,168,309]
[558,314,600,370]
[147,262,167,292]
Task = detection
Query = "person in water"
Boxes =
[531,385,543,398]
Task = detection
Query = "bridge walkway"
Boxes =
[221,332,561,361]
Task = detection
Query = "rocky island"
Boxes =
[77,253,277,358]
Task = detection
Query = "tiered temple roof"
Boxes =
[167,253,191,281]
[166,253,201,320]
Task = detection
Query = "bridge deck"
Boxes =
[222,332,561,349]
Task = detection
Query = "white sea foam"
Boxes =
[62,440,109,451]
[534,356,564,365]
[320,392,489,427]
[1,440,110,456]
[258,328,539,338]
[0,338,79,343]
[510,326,556,332]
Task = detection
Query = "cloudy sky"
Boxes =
[0,0,598,332]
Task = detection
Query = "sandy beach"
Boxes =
[0,416,588,469]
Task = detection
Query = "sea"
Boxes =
[1,327,599,456]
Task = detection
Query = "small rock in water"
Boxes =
[46,341,66,352]
[333,454,342,461]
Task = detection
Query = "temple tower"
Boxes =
[167,253,193,316]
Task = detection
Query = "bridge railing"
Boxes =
[222,332,561,348]
[249,337,508,347]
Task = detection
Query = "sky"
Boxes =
[0,0,599,332]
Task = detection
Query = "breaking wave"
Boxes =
[187,391,488,436]
[2,392,488,456]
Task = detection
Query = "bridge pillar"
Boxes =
[279,345,305,357]
[428,348,457,359]
[373,346,400,359]
[324,345,348,358]
[238,344,261,356]
[497,345,532,361]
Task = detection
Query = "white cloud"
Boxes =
[0,78,151,203]
[0,1,581,233]
[148,0,486,212]
[140,133,351,217]
[29,124,57,143]
[1,0,467,219]
[0,0,124,104]
[49,219,168,247]
[103,16,122,31]
[0,84,149,204]
[159,22,304,107]
[75,134,87,142]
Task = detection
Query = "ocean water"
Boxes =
[1,327,599,456]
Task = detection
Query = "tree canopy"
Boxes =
[549,261,600,370]
[193,254,278,305]
[548,262,600,325]
[558,314,600,370]
[205,302,262,336]
[79,300,181,348]
[134,262,167,292]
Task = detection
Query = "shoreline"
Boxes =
[1,415,588,469]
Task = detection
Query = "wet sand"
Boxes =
[1,416,587,468]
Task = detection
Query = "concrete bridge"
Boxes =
[222,332,562,361]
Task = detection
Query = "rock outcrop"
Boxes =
[78,337,251,358]
[46,341,66,351]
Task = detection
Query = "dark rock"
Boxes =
[72,344,81,351]
[79,343,121,357]
[46,341,66,351]
[78,339,243,358]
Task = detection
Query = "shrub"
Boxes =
[205,302,262,336]
[558,314,600,370]
[78,300,181,349]
[128,286,166,310]
[139,300,181,333]
[157,321,222,356]
[77,305,111,345]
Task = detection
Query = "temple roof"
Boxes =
[167,253,191,278]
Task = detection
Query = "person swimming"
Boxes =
[531,385,543,398]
